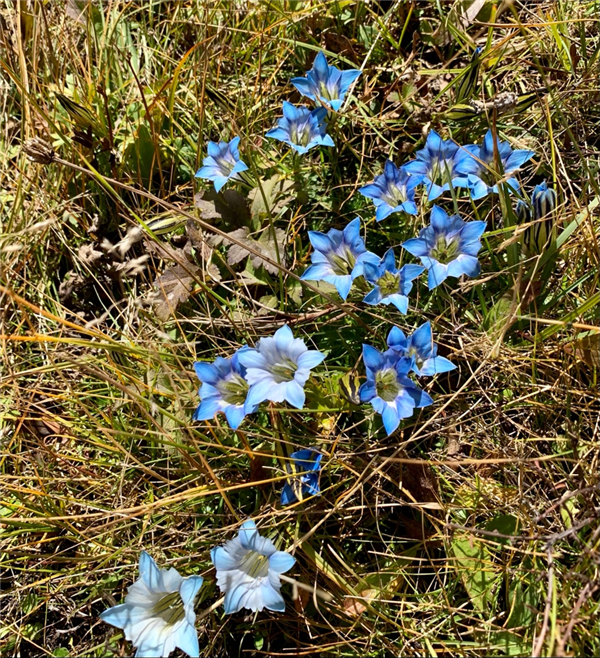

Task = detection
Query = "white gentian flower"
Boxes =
[100,551,203,658]
[211,519,296,613]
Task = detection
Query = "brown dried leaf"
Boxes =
[223,227,287,275]
[150,263,201,321]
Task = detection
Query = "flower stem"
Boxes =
[279,574,334,602]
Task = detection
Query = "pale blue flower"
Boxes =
[238,325,325,410]
[290,51,361,111]
[359,345,433,435]
[403,129,475,201]
[211,519,296,613]
[385,323,456,376]
[281,449,323,506]
[363,248,424,313]
[195,137,248,193]
[301,217,379,300]
[193,348,256,430]
[454,129,535,199]
[266,102,334,154]
[359,160,421,221]
[402,205,486,290]
[100,551,203,658]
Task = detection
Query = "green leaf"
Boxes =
[485,514,519,546]
[506,578,538,629]
[451,534,498,613]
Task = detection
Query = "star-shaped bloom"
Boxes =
[281,449,323,506]
[100,551,203,658]
[238,325,325,410]
[193,348,256,430]
[359,161,421,221]
[362,248,424,313]
[211,519,296,614]
[265,102,334,154]
[301,217,379,300]
[403,129,475,201]
[402,205,486,290]
[290,51,361,112]
[359,345,433,436]
[385,323,456,376]
[194,137,248,193]
[454,129,535,199]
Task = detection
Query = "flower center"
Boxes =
[217,373,249,406]
[150,591,186,626]
[429,157,455,187]
[329,245,356,276]
[270,357,298,383]
[376,270,400,297]
[216,154,235,175]
[318,81,336,101]
[430,235,459,264]
[239,550,270,579]
[382,182,405,208]
[408,346,424,370]
[375,368,401,402]
[291,120,312,147]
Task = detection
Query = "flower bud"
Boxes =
[522,182,557,256]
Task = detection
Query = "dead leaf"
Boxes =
[343,589,377,618]
[149,263,201,321]
[65,0,90,24]
[194,189,251,232]
[223,227,287,275]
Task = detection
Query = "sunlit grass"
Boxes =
[1,1,599,656]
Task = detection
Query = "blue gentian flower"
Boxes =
[266,102,335,154]
[402,205,486,290]
[301,217,379,300]
[193,348,255,430]
[194,137,248,193]
[403,129,474,201]
[386,323,456,376]
[363,248,424,314]
[454,129,535,199]
[211,519,296,613]
[359,161,421,221]
[290,51,362,112]
[359,345,433,435]
[100,551,203,658]
[281,449,323,506]
[238,325,325,410]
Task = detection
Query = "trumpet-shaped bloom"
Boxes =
[363,248,424,313]
[195,137,248,193]
[454,129,535,199]
[100,551,203,658]
[402,205,486,290]
[403,130,475,201]
[238,325,325,410]
[359,345,433,435]
[359,161,420,221]
[385,323,456,376]
[211,519,296,613]
[300,217,379,300]
[193,348,255,430]
[281,449,323,505]
[290,51,361,112]
[266,102,334,154]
